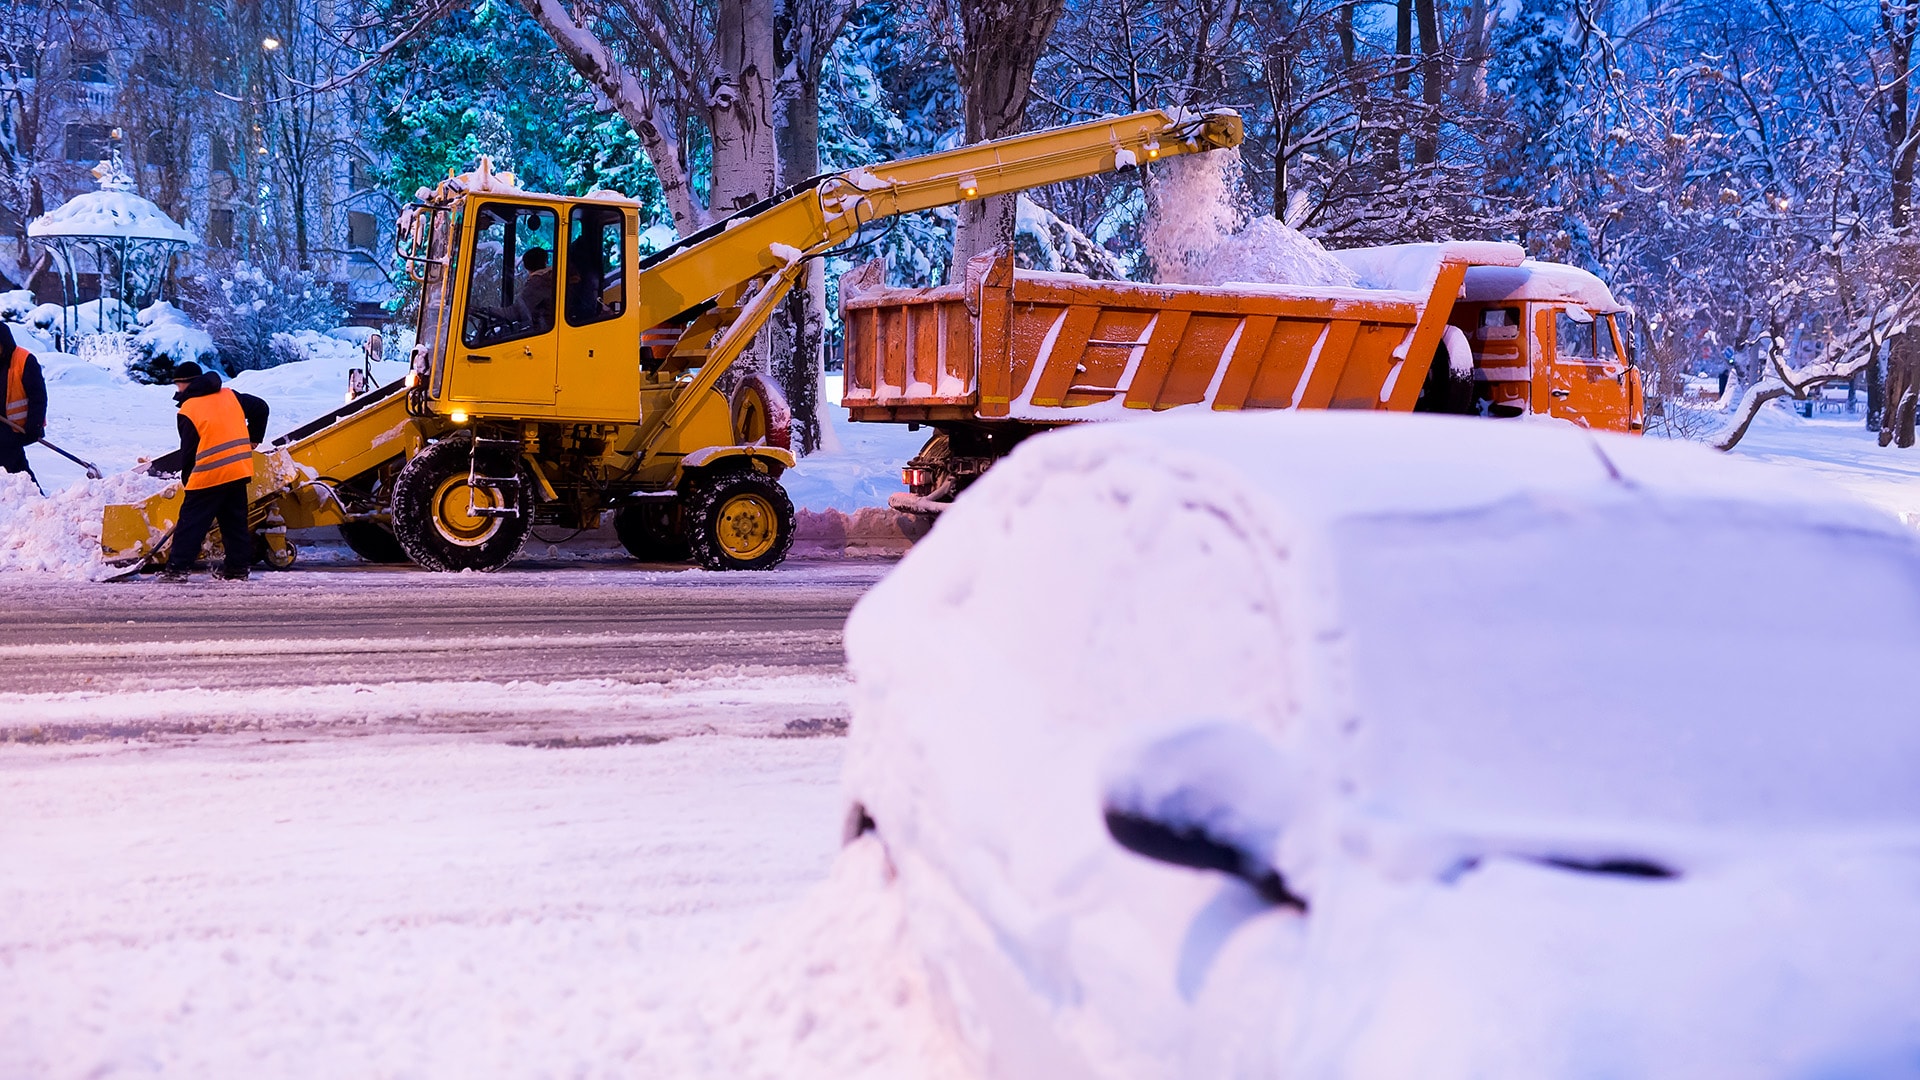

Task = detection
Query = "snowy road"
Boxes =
[0,560,882,743]
[0,560,918,1079]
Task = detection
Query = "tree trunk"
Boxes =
[1413,0,1441,166]
[947,0,1069,275]
[709,0,780,219]
[773,0,855,454]
[1868,348,1886,429]
[1885,329,1920,447]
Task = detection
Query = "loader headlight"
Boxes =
[449,409,469,424]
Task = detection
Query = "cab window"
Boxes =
[1478,307,1520,341]
[464,203,558,347]
[1595,315,1619,363]
[1555,309,1596,360]
[566,205,627,327]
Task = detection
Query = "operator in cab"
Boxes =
[0,323,49,482]
[507,247,556,332]
[160,361,269,583]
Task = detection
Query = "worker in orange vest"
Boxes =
[160,361,269,582]
[0,323,48,481]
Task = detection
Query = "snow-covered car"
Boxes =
[840,411,1920,1080]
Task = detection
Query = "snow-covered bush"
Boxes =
[124,302,219,384]
[268,328,363,368]
[0,289,34,323]
[181,260,345,372]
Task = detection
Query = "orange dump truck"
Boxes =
[840,242,1644,510]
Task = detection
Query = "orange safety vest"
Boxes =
[179,388,254,489]
[4,347,29,432]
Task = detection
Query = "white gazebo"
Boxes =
[28,153,196,344]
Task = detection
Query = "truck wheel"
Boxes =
[390,435,531,572]
[613,503,691,563]
[682,470,795,571]
[338,521,409,564]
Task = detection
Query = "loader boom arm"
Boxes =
[629,107,1243,464]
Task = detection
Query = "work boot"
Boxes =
[212,568,250,582]
[156,569,191,583]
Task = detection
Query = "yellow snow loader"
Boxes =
[100,107,1244,573]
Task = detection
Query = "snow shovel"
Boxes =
[4,420,102,479]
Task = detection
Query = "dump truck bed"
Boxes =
[841,242,1528,423]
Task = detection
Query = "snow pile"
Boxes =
[0,469,171,580]
[780,374,928,513]
[843,411,1920,1076]
[689,836,978,1080]
[1145,147,1357,289]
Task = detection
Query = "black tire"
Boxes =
[682,470,795,571]
[338,521,410,564]
[613,502,691,563]
[390,434,531,572]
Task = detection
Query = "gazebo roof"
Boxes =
[28,155,196,245]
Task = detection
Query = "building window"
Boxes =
[347,210,377,251]
[71,49,110,84]
[65,123,114,162]
[209,135,230,174]
[1,45,40,83]
[146,131,171,169]
[209,208,234,246]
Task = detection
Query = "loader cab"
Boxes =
[1452,261,1644,433]
[406,180,645,426]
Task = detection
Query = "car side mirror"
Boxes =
[1100,724,1307,911]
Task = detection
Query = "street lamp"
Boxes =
[262,36,281,51]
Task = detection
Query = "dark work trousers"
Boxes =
[166,477,252,574]
[0,438,37,485]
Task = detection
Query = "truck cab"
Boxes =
[1450,261,1644,432]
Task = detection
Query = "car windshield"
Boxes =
[1334,509,1920,835]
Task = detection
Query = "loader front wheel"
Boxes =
[391,435,531,572]
[682,470,795,571]
[338,521,409,564]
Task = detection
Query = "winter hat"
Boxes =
[171,361,204,382]
[0,321,14,357]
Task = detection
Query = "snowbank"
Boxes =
[779,374,925,513]
[1145,148,1357,289]
[0,469,171,580]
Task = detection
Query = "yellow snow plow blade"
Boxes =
[101,385,420,569]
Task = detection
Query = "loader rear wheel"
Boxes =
[391,435,531,572]
[613,503,691,563]
[338,521,409,564]
[682,470,795,571]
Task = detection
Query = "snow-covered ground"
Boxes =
[1726,403,1920,525]
[0,565,963,1079]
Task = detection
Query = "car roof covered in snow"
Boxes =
[1008,410,1891,537]
[1461,260,1626,313]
